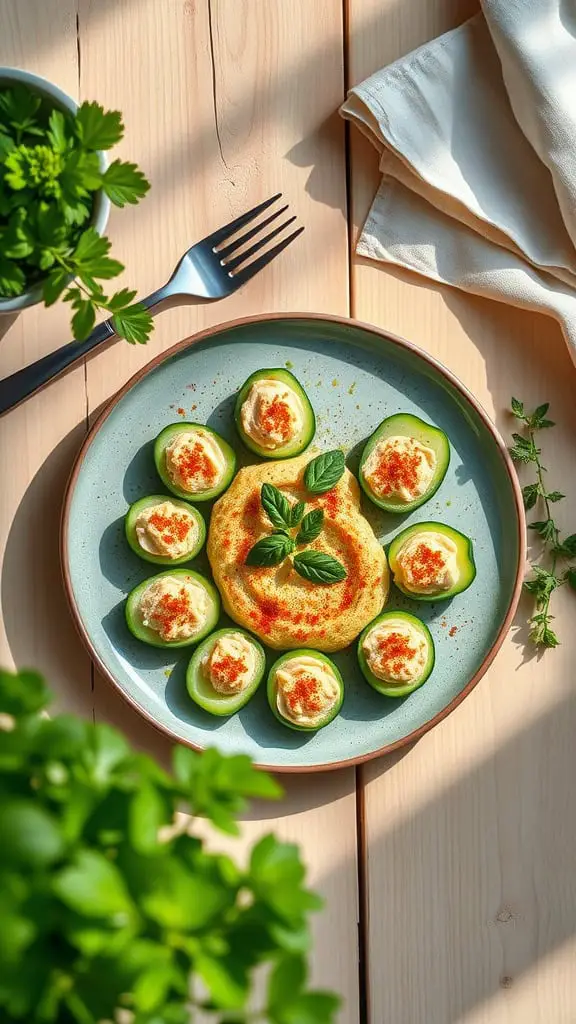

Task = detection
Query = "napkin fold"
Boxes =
[340,1,576,362]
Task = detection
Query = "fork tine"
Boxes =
[217,204,289,260]
[204,193,282,248]
[229,225,304,287]
[223,216,297,273]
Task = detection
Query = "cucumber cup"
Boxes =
[125,495,206,565]
[234,368,315,459]
[267,650,343,732]
[359,413,450,513]
[358,610,435,697]
[154,422,236,502]
[125,569,220,649]
[186,628,265,716]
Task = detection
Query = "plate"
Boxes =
[62,314,525,771]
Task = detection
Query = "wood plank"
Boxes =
[0,2,93,716]
[347,1,576,1022]
[76,0,360,1015]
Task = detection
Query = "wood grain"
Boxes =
[347,1,576,1022]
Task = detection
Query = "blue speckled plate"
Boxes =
[62,314,525,771]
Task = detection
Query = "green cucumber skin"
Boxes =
[125,569,220,649]
[154,423,237,502]
[124,495,206,565]
[387,521,476,602]
[267,649,344,732]
[357,611,435,697]
[186,628,265,716]
[234,368,316,459]
[359,413,450,513]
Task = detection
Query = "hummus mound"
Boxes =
[207,454,389,652]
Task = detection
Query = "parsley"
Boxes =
[0,667,340,1023]
[0,84,152,343]
[509,398,576,649]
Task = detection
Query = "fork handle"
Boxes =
[0,286,170,416]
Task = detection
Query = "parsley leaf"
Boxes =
[101,159,150,207]
[0,253,25,296]
[111,304,153,344]
[75,101,124,150]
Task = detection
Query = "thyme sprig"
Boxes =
[509,397,576,648]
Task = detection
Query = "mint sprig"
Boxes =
[244,469,346,583]
[509,397,575,648]
[0,86,152,344]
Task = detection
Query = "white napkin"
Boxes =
[340,1,576,363]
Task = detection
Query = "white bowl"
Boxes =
[0,67,111,314]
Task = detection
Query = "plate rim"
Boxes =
[61,312,526,772]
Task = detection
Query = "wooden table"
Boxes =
[1,2,576,1021]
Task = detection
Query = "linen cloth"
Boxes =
[340,0,576,362]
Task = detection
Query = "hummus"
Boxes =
[240,379,304,450]
[394,532,459,595]
[202,632,257,694]
[207,454,389,651]
[135,500,199,558]
[139,575,210,641]
[165,430,227,493]
[363,617,428,684]
[363,435,436,502]
[275,655,340,727]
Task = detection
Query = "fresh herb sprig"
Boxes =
[509,397,576,648]
[0,85,152,343]
[245,458,347,584]
[0,667,340,1023]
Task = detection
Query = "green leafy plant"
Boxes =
[509,398,576,648]
[0,85,152,343]
[0,667,340,1024]
[245,477,347,584]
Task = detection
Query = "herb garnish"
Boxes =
[0,85,152,343]
[509,397,576,648]
[303,450,345,494]
[244,467,347,582]
[293,550,347,584]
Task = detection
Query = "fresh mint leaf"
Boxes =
[528,519,556,542]
[261,483,292,528]
[530,402,549,426]
[296,508,324,545]
[522,483,540,511]
[545,491,565,503]
[293,550,346,584]
[0,800,63,868]
[304,449,345,494]
[54,850,134,918]
[101,159,150,207]
[75,101,124,150]
[129,782,168,854]
[0,252,26,296]
[112,303,153,344]
[246,533,294,567]
[268,956,306,1011]
[289,501,306,526]
[510,396,524,418]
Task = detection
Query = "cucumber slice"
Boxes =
[234,368,316,459]
[186,628,265,716]
[358,610,435,697]
[388,521,476,602]
[154,422,236,501]
[125,569,220,648]
[125,495,206,565]
[359,413,450,512]
[267,649,344,732]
